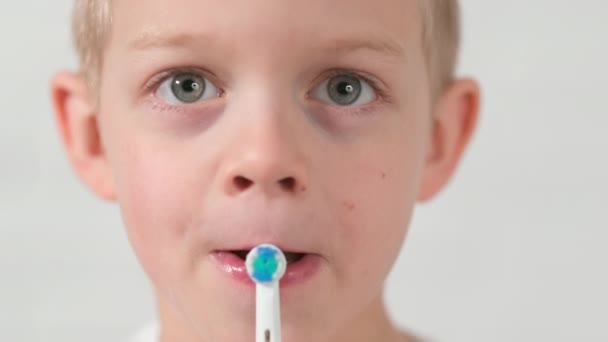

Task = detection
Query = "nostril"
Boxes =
[278,177,296,192]
[234,176,253,190]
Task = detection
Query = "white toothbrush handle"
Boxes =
[256,282,281,342]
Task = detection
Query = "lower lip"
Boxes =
[211,251,321,287]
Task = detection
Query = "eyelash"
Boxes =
[143,67,221,96]
[317,68,388,103]
[142,67,389,107]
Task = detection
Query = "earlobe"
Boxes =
[417,78,480,202]
[50,72,117,201]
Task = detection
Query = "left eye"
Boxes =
[156,72,221,105]
[311,74,377,106]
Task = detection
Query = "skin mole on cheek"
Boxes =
[381,172,387,179]
[343,200,356,211]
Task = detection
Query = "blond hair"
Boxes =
[422,0,461,98]
[72,0,460,99]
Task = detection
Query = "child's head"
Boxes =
[51,0,479,341]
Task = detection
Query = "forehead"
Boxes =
[109,0,422,58]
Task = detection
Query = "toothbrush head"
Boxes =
[245,244,287,284]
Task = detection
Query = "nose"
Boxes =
[232,173,299,194]
[221,117,309,198]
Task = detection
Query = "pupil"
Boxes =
[327,75,361,105]
[171,73,206,103]
[182,79,198,92]
[338,82,353,95]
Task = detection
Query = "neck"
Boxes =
[326,294,410,342]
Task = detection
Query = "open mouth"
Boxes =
[230,249,306,264]
[212,248,321,286]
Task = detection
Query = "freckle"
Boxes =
[381,172,387,179]
[343,201,356,211]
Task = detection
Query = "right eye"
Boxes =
[311,73,377,107]
[155,72,221,105]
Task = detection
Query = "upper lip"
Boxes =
[215,242,311,254]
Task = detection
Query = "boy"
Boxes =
[50,0,480,341]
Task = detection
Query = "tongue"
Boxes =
[285,252,305,264]
[233,250,249,260]
[230,250,304,264]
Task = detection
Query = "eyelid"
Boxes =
[139,67,390,106]
[312,68,389,102]
[142,67,222,97]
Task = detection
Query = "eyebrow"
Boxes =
[127,29,406,59]
[322,37,406,59]
[128,29,214,50]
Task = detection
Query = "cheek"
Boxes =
[329,120,428,289]
[338,162,419,278]
[110,139,200,282]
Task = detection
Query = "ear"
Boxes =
[417,78,481,202]
[50,72,117,201]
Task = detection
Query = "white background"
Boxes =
[1,1,607,341]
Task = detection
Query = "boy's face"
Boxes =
[53,0,478,340]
